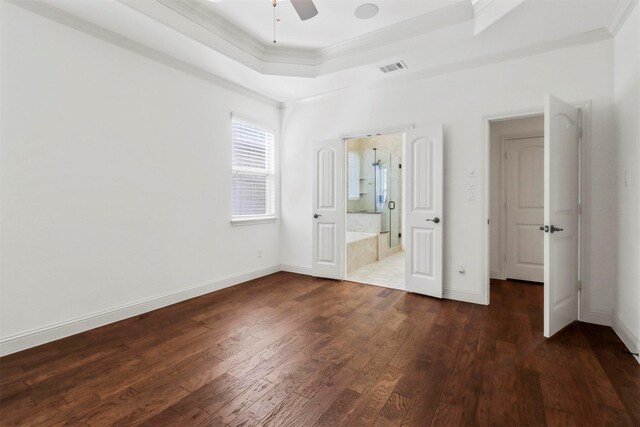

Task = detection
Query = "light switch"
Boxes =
[467,169,476,200]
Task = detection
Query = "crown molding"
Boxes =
[156,0,320,65]
[606,0,638,35]
[120,0,474,77]
[7,0,281,107]
[471,0,494,14]
[286,27,613,107]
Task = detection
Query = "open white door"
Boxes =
[312,140,343,280]
[405,125,444,298]
[544,95,581,337]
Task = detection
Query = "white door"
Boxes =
[544,95,581,337]
[312,140,343,280]
[505,136,544,282]
[405,125,444,298]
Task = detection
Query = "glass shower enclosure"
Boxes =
[347,146,402,249]
[372,148,402,248]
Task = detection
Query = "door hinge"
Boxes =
[577,204,582,215]
[398,233,402,238]
[399,163,402,169]
[577,280,582,291]
[578,127,583,138]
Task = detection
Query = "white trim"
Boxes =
[612,314,640,364]
[490,270,505,280]
[279,264,313,275]
[0,265,281,356]
[7,0,281,108]
[582,309,613,327]
[606,0,638,35]
[288,29,612,106]
[575,101,596,325]
[126,0,473,71]
[471,0,493,14]
[231,112,277,135]
[341,124,414,140]
[230,217,278,226]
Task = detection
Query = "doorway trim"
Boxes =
[482,101,594,325]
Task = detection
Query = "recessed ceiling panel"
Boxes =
[188,0,457,49]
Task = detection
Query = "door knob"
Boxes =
[426,217,440,224]
[313,214,321,218]
[550,225,563,233]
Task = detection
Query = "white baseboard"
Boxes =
[581,309,613,327]
[0,265,281,356]
[612,314,640,365]
[490,270,506,280]
[279,264,313,275]
[444,288,484,305]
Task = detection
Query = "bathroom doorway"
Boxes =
[344,133,405,289]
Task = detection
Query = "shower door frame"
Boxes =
[340,124,413,283]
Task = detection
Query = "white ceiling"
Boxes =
[193,0,458,50]
[18,0,637,103]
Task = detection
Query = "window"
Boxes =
[231,116,276,221]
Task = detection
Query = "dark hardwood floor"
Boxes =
[1,274,638,426]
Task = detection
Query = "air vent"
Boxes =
[379,60,408,74]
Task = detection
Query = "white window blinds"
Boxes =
[231,116,275,218]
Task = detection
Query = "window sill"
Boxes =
[230,216,278,226]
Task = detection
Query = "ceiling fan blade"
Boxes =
[290,0,318,21]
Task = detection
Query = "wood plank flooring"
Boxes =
[1,273,639,426]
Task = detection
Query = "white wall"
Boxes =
[0,2,281,354]
[281,39,616,314]
[613,4,640,360]
[489,116,544,280]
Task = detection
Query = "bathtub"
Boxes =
[346,232,378,273]
[346,231,378,244]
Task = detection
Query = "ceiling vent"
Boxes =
[379,61,408,74]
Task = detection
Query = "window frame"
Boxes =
[230,113,279,226]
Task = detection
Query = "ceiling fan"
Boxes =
[273,0,318,21]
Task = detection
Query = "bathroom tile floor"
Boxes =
[346,250,405,289]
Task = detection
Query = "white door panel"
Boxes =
[544,95,581,337]
[312,140,343,279]
[405,125,443,298]
[506,137,544,282]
